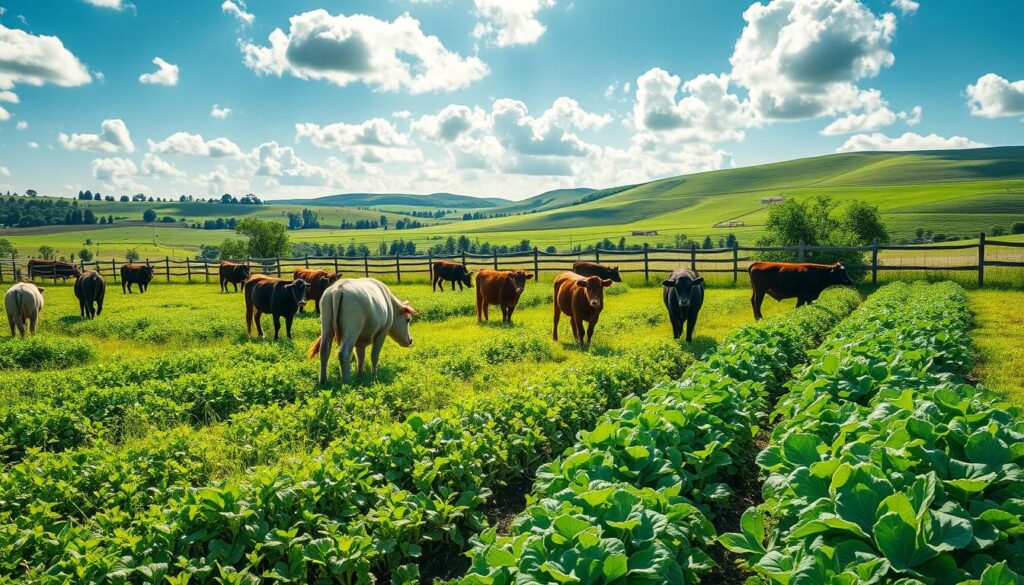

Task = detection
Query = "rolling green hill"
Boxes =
[280,192,507,209]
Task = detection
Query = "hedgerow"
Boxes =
[721,282,1024,584]
[449,287,861,584]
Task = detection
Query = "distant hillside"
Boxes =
[279,192,507,209]
[493,187,597,214]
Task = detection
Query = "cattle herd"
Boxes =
[5,257,854,383]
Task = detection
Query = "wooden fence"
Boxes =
[1,233,1022,287]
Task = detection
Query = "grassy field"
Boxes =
[969,289,1024,405]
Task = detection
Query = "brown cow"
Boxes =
[748,261,854,320]
[120,264,154,294]
[244,274,307,339]
[219,261,250,293]
[27,259,81,281]
[572,261,622,283]
[553,272,612,346]
[432,260,473,292]
[293,268,342,314]
[475,268,533,323]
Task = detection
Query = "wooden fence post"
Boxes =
[395,252,402,284]
[186,258,192,283]
[533,247,539,280]
[333,255,339,275]
[595,248,600,264]
[112,259,118,283]
[304,255,309,269]
[428,250,433,282]
[462,250,467,266]
[871,238,879,285]
[165,256,171,282]
[204,261,210,283]
[643,243,650,283]
[364,252,369,277]
[798,239,806,262]
[690,242,696,272]
[732,241,739,284]
[493,249,498,270]
[978,232,986,288]
[276,257,282,278]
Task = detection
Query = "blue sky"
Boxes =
[0,0,1021,201]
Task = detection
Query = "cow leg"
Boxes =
[254,310,264,337]
[669,310,683,339]
[476,290,483,321]
[457,280,463,292]
[355,344,366,375]
[751,290,765,320]
[338,338,355,383]
[80,300,86,318]
[432,274,438,292]
[569,317,580,345]
[482,302,489,321]
[585,318,598,345]
[122,281,127,294]
[29,315,37,336]
[285,314,294,338]
[14,316,25,338]
[273,314,282,340]
[506,305,516,323]
[552,305,560,341]
[370,334,386,376]
[685,311,697,343]
[8,315,16,337]
[315,299,321,315]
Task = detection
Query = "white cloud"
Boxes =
[900,105,921,126]
[81,0,133,11]
[210,104,232,119]
[730,0,896,120]
[296,118,412,149]
[59,118,135,153]
[891,0,918,16]
[148,131,244,158]
[241,10,488,93]
[221,0,254,25]
[0,91,18,103]
[16,120,28,130]
[0,107,8,121]
[965,73,1024,119]
[197,164,249,195]
[0,24,92,91]
[819,90,920,135]
[413,104,489,142]
[28,141,39,149]
[91,157,147,191]
[837,132,985,153]
[0,166,10,177]
[140,153,186,179]
[139,57,179,86]
[632,68,755,143]
[251,141,334,186]
[472,0,555,48]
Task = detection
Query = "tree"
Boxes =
[218,239,248,260]
[84,209,97,224]
[143,209,157,222]
[79,248,94,262]
[0,238,16,256]
[38,245,55,260]
[108,215,114,224]
[126,249,140,262]
[755,196,889,280]
[1012,221,1024,235]
[26,189,37,197]
[234,217,290,258]
[702,235,713,249]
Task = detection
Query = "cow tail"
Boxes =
[306,337,322,359]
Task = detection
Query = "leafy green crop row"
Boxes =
[722,282,1024,584]
[0,337,691,582]
[0,336,95,370]
[449,287,862,584]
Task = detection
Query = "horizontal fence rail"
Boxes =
[1,233,1022,287]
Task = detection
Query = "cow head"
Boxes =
[314,275,330,295]
[285,279,308,308]
[509,270,534,295]
[576,276,613,309]
[37,286,45,294]
[139,266,155,284]
[389,301,417,347]
[830,262,854,285]
[72,267,83,278]
[607,266,623,283]
[459,267,474,288]
[329,272,343,284]
[662,273,704,308]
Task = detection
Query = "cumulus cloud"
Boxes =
[197,164,250,195]
[819,89,920,135]
[242,10,488,93]
[296,118,412,149]
[222,0,254,25]
[730,0,896,120]
[140,153,186,179]
[0,107,8,121]
[632,68,755,143]
[139,57,179,86]
[0,91,18,103]
[28,141,39,149]
[210,104,232,119]
[965,73,1024,118]
[148,131,244,158]
[91,157,147,191]
[251,141,334,186]
[891,0,918,15]
[81,0,133,11]
[472,0,555,47]
[59,118,135,153]
[412,104,489,142]
[16,120,28,130]
[0,24,92,91]
[837,132,985,153]
[0,166,9,176]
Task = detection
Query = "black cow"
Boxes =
[74,270,106,319]
[432,260,473,291]
[120,264,154,294]
[27,259,81,281]
[244,274,307,340]
[662,268,704,342]
[572,261,622,283]
[219,261,250,293]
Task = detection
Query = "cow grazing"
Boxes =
[662,268,704,342]
[5,282,44,337]
[553,271,612,346]
[748,261,854,320]
[74,270,106,319]
[432,260,473,292]
[27,259,80,281]
[244,274,308,340]
[308,278,416,384]
[120,264,155,294]
[293,268,342,314]
[572,261,622,283]
[219,261,250,293]
[475,268,533,323]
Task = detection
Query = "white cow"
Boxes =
[308,278,416,384]
[5,282,45,338]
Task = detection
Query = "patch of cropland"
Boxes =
[447,287,861,583]
[0,336,95,370]
[722,282,1024,583]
